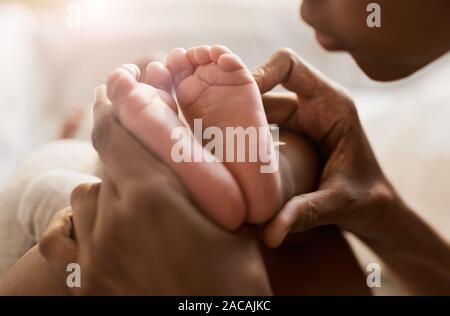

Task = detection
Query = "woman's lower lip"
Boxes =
[315,31,346,51]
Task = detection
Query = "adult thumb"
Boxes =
[261,189,345,248]
[253,48,323,99]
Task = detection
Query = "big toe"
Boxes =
[217,53,245,72]
[107,64,141,101]
[146,61,177,111]
[165,48,195,88]
[210,45,245,71]
[107,63,163,122]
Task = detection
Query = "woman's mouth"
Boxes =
[314,30,347,51]
[300,1,348,52]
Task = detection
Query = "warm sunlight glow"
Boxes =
[81,0,111,19]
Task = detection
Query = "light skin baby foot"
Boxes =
[166,46,282,224]
[106,63,246,230]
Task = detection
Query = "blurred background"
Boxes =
[0,0,449,295]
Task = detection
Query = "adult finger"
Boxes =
[71,182,101,245]
[261,188,353,248]
[261,93,300,130]
[39,207,77,276]
[253,48,327,99]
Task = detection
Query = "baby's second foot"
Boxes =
[166,46,282,224]
[106,63,245,230]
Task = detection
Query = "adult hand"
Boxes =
[254,49,398,248]
[40,85,271,295]
[39,207,77,281]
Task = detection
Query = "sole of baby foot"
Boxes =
[166,45,282,224]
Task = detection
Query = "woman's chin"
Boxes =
[352,53,419,82]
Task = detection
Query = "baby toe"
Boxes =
[217,53,245,72]
[165,48,195,88]
[210,45,232,64]
[146,62,173,92]
[146,62,178,112]
[107,64,140,103]
[187,45,212,65]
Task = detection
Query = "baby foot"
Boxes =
[166,46,282,223]
[106,63,245,230]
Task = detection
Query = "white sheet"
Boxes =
[0,3,38,184]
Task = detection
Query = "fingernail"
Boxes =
[273,224,292,248]
[267,235,283,249]
[278,231,288,247]
[94,85,107,102]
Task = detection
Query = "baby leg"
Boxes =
[0,140,98,275]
